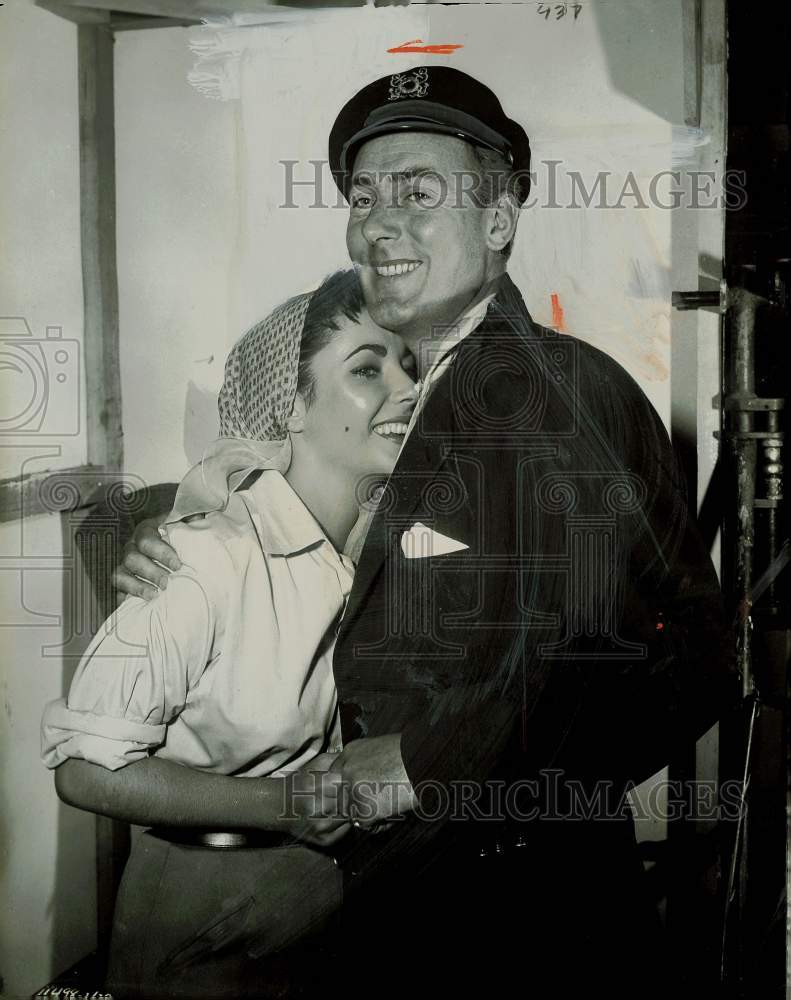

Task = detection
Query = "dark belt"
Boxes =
[149,827,296,850]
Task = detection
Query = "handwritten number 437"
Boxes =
[538,3,583,19]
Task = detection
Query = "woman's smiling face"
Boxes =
[295,309,418,485]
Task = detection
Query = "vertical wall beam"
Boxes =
[77,21,127,954]
[78,21,122,470]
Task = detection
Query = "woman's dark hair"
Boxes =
[296,269,366,405]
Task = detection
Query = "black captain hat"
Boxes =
[328,66,532,201]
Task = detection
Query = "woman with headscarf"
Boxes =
[40,270,419,999]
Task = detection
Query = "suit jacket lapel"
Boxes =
[341,276,536,634]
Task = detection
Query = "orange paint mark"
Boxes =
[642,351,670,382]
[550,293,565,332]
[387,39,464,55]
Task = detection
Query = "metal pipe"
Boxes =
[728,287,761,696]
[673,273,788,993]
[718,284,765,989]
[671,289,724,311]
[763,412,782,605]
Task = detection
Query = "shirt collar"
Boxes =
[416,275,501,380]
[244,470,331,557]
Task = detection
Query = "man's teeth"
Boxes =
[373,422,410,438]
[374,262,420,278]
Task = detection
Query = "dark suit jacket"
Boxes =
[332,275,735,990]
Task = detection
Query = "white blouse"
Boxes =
[41,471,352,777]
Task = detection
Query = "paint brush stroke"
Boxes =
[550,292,566,332]
[387,39,463,55]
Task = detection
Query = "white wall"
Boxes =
[0,0,87,480]
[115,29,241,485]
[0,509,97,999]
[0,4,96,996]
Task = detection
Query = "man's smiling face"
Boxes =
[345,133,505,352]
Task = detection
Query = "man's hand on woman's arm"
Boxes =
[283,753,351,846]
[55,754,352,848]
[112,516,183,601]
[329,734,417,829]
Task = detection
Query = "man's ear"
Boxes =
[286,393,307,433]
[486,194,520,253]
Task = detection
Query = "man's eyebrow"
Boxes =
[393,167,442,182]
[350,166,442,188]
[344,343,387,361]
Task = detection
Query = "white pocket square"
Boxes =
[400,522,469,559]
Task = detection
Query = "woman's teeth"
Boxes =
[374,262,421,278]
[373,422,410,439]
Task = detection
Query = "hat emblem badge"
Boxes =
[388,68,429,101]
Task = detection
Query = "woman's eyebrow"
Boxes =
[344,343,387,361]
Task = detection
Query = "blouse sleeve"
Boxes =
[41,525,229,771]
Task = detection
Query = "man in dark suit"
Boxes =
[118,68,734,995]
[322,67,734,996]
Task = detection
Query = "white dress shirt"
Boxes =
[42,471,351,776]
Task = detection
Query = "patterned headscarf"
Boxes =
[218,293,311,440]
[167,291,312,524]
